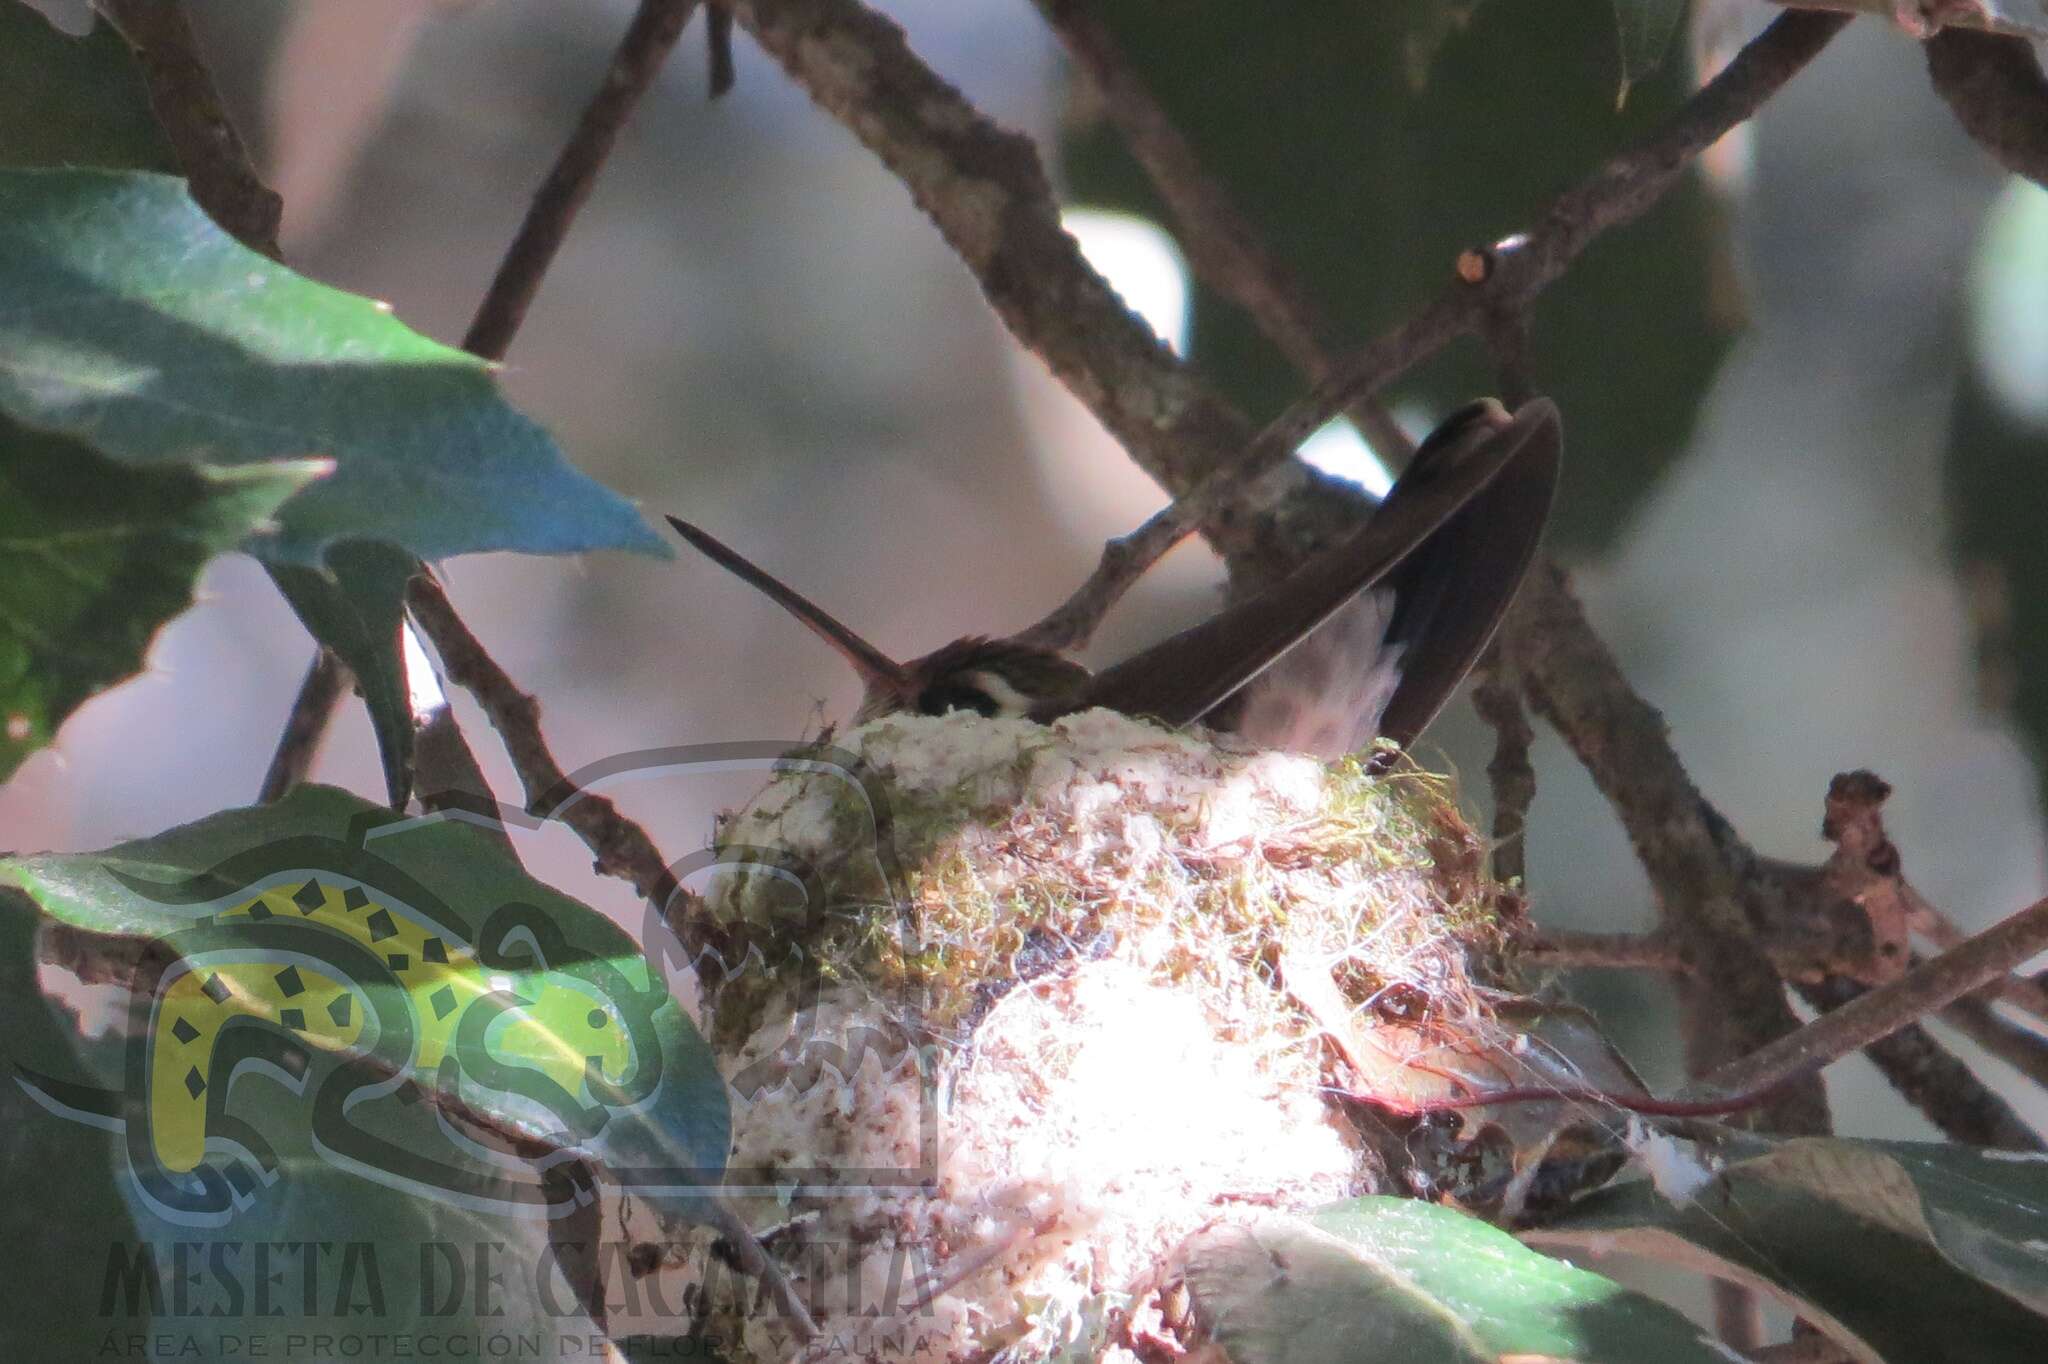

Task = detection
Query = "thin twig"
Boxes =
[1033,10,1853,642]
[1772,0,2046,39]
[728,0,1335,583]
[695,1198,821,1340]
[1471,645,1536,888]
[412,701,520,857]
[1224,11,1854,528]
[1939,993,2048,1094]
[1925,28,2048,191]
[402,575,719,955]
[258,649,349,801]
[1679,895,2048,1112]
[1523,930,1688,974]
[464,0,701,359]
[1013,498,1195,652]
[1033,0,1414,467]
[1796,973,2043,1149]
[97,0,283,258]
[1506,564,1830,1133]
[706,2,737,97]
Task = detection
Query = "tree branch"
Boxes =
[1472,646,1537,888]
[1679,894,2048,1125]
[257,648,348,802]
[97,0,283,258]
[402,575,717,957]
[1939,993,2048,1094]
[1032,10,1853,645]
[1504,564,1829,1132]
[727,0,1345,583]
[1031,0,1414,466]
[464,0,703,359]
[1524,928,1686,972]
[1925,27,2048,191]
[1797,973,2045,1148]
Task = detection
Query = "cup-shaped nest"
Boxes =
[651,709,1507,1362]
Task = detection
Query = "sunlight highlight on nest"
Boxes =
[644,709,1506,1362]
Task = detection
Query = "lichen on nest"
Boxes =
[657,708,1511,1362]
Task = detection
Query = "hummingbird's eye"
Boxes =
[914,681,1002,718]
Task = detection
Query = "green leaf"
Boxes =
[1172,1198,1730,1363]
[0,4,175,173]
[268,542,420,806]
[1613,0,1686,104]
[1526,1136,2048,1363]
[0,413,320,780]
[0,886,149,1356]
[1,784,729,1222]
[1061,0,1736,552]
[0,168,670,564]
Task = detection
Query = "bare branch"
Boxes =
[464,0,701,359]
[1032,0,1414,466]
[98,0,283,258]
[1013,498,1195,652]
[1523,928,1686,972]
[412,699,519,858]
[258,649,348,802]
[727,0,1340,582]
[1772,0,2048,40]
[1505,564,1829,1132]
[1939,993,2048,1095]
[403,575,719,958]
[1256,11,1851,470]
[1472,647,1537,887]
[1035,11,1852,638]
[1796,972,2044,1149]
[1680,895,2048,1119]
[1926,29,2048,196]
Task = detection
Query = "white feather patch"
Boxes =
[1233,588,1402,760]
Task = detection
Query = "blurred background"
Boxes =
[5,0,2047,1141]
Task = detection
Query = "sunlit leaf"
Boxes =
[0,168,669,565]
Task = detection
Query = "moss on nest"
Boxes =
[701,709,1500,1051]
[647,709,1517,1362]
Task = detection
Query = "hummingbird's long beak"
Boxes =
[663,515,909,693]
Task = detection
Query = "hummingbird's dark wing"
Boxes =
[1372,398,1561,751]
[1048,398,1560,737]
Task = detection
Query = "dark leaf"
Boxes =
[0,414,318,779]
[268,542,420,806]
[1526,1136,2048,1363]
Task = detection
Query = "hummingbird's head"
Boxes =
[665,516,1090,724]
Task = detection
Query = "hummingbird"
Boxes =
[666,397,1560,758]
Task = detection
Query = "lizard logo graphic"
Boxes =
[18,828,692,1227]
